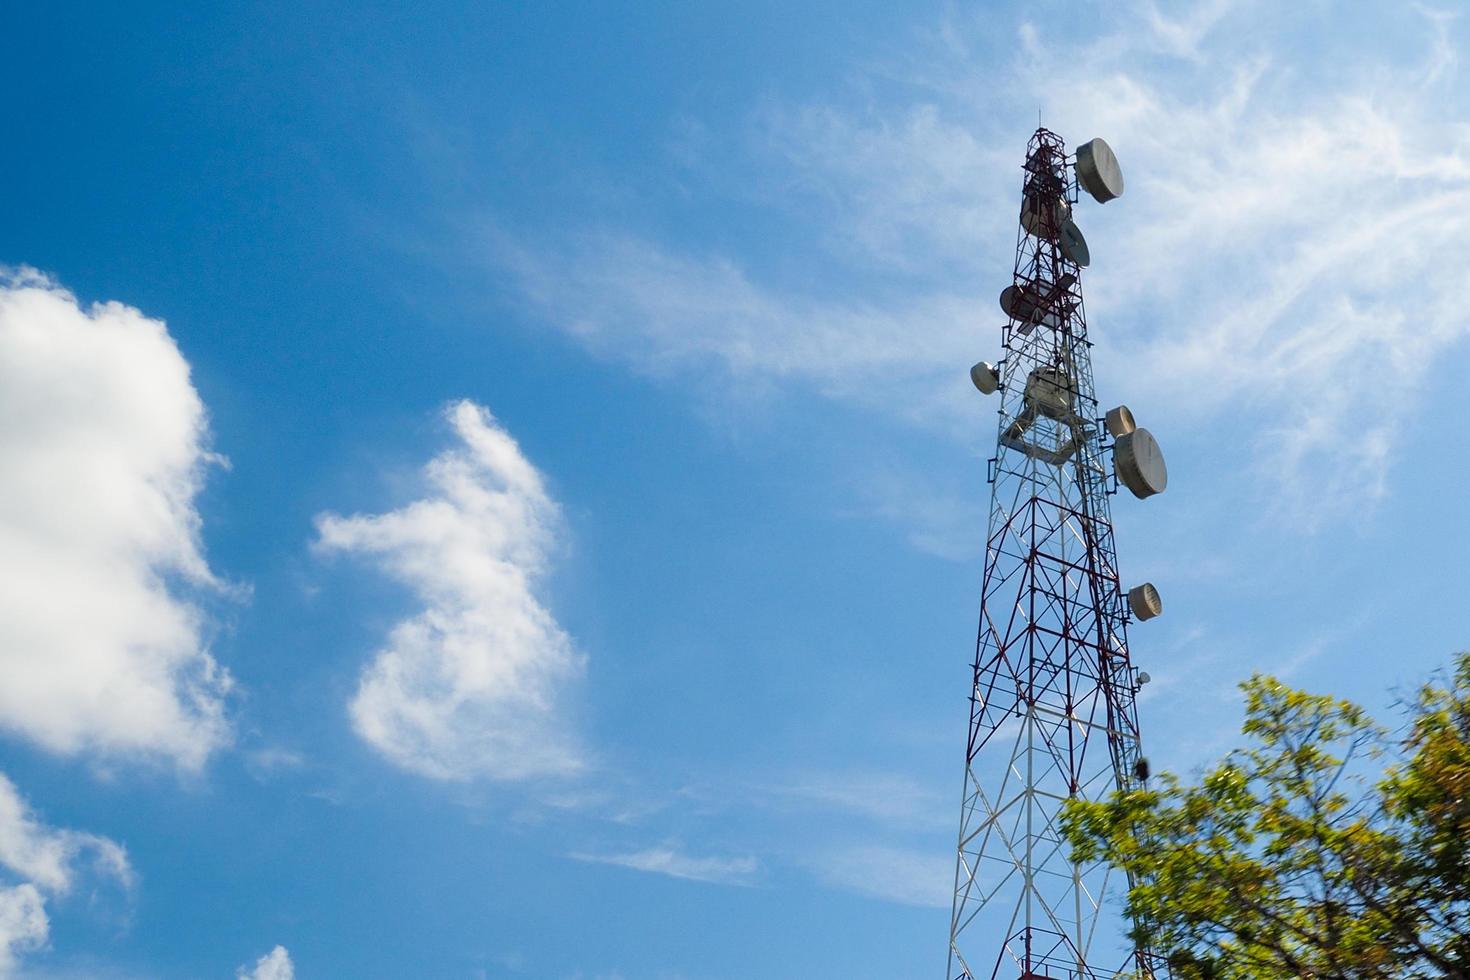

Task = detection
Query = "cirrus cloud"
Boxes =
[568,846,759,886]
[494,2,1470,524]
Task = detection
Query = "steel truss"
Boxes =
[946,129,1164,980]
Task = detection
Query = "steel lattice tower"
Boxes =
[946,128,1167,980]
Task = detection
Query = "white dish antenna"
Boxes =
[1114,428,1167,498]
[1128,583,1163,621]
[1076,138,1124,204]
[1105,405,1136,438]
[970,361,1000,394]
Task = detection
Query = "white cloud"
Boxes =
[243,747,308,782]
[315,400,584,781]
[749,769,952,831]
[568,847,758,886]
[499,234,985,434]
[809,843,951,908]
[236,945,293,980]
[0,269,231,769]
[1141,0,1240,60]
[0,772,132,898]
[0,885,46,979]
[0,773,133,978]
[1013,10,1470,518]
[497,3,1470,523]
[857,469,987,562]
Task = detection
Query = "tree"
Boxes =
[1061,653,1470,979]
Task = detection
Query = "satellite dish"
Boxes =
[970,361,1000,395]
[1076,138,1125,203]
[1137,671,1152,685]
[1105,405,1136,438]
[1128,582,1163,621]
[1114,428,1167,498]
[1020,193,1071,239]
[999,285,1028,320]
[1000,274,1078,326]
[1059,219,1090,267]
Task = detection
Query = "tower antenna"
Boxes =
[949,128,1170,980]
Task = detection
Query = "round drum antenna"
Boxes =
[1104,405,1136,438]
[1114,428,1167,498]
[1128,583,1163,621]
[970,361,1000,395]
[1076,138,1125,203]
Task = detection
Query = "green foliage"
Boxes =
[1061,655,1470,979]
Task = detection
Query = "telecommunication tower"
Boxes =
[947,128,1171,980]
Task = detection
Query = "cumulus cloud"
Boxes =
[0,886,46,978]
[315,400,584,781]
[0,269,231,768]
[568,847,759,886]
[236,945,294,980]
[497,2,1470,522]
[0,772,132,897]
[0,772,132,977]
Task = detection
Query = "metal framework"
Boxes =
[946,128,1163,980]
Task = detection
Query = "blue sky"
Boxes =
[2,1,1469,977]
